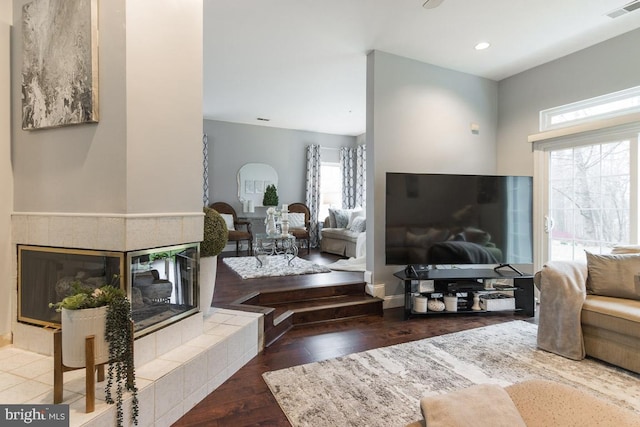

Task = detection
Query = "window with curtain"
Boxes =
[319,162,342,221]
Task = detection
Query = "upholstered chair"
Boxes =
[287,202,311,254]
[209,202,253,256]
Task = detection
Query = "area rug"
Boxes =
[223,255,330,279]
[262,321,640,427]
[326,256,366,272]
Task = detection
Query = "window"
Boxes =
[319,162,342,221]
[540,86,640,131]
[546,139,634,261]
[534,87,640,263]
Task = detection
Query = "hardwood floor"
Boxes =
[173,250,535,426]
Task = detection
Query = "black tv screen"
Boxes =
[385,173,533,266]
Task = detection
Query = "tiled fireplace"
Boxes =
[17,243,199,338]
[9,212,262,426]
[11,212,204,355]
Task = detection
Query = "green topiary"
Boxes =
[201,207,229,257]
[263,184,279,206]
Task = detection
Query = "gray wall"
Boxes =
[11,0,203,214]
[204,119,357,214]
[497,28,640,175]
[366,51,499,297]
[1,1,12,340]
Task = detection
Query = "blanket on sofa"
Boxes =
[536,261,588,360]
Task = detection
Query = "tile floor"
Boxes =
[0,308,262,427]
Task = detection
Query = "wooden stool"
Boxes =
[53,330,106,413]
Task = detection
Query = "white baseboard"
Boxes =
[383,294,404,309]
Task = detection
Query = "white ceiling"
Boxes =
[203,0,640,136]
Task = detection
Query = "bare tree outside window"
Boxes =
[549,140,630,261]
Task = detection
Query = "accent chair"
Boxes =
[209,202,253,256]
[287,202,311,254]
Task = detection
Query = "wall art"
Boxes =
[22,0,99,130]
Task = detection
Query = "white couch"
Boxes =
[320,208,366,258]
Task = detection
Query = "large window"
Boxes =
[535,88,640,264]
[319,162,342,221]
[546,139,634,261]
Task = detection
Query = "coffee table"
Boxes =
[254,233,298,267]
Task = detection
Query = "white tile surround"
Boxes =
[1,309,262,427]
[11,212,204,252]
[6,213,262,426]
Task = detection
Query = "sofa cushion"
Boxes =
[321,227,361,243]
[585,252,640,300]
[506,379,640,427]
[420,383,526,427]
[582,295,640,339]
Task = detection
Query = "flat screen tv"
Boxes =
[385,173,533,267]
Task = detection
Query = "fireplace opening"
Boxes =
[18,243,200,338]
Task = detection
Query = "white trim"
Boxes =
[539,86,640,131]
[383,294,405,309]
[529,112,640,144]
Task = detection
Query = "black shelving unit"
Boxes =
[394,268,535,320]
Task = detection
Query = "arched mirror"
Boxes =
[237,163,278,208]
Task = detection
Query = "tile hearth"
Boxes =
[0,309,262,427]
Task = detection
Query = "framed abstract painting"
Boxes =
[21,0,99,130]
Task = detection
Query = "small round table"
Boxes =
[254,233,298,267]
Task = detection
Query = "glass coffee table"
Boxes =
[254,233,298,267]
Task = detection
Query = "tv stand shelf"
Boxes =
[394,268,535,320]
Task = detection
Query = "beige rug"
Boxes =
[262,321,640,427]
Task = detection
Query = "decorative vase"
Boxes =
[266,213,277,235]
[427,298,445,312]
[61,306,109,368]
[444,295,458,312]
[472,293,482,311]
[281,219,289,236]
[413,295,428,313]
[199,255,218,317]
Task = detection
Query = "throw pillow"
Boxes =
[219,214,235,231]
[288,212,306,229]
[328,208,338,228]
[330,209,350,229]
[585,251,640,300]
[348,216,366,233]
[346,208,364,229]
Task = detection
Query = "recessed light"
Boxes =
[475,42,490,51]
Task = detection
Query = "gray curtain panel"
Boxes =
[305,144,321,248]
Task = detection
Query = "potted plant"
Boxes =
[200,206,229,316]
[50,280,138,427]
[263,184,279,206]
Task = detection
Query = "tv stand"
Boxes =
[493,263,524,276]
[394,268,535,320]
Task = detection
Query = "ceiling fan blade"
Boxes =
[423,0,445,9]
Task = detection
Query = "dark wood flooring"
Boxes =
[173,250,536,426]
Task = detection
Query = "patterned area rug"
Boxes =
[223,255,330,279]
[262,321,640,427]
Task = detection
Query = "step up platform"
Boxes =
[222,281,383,347]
